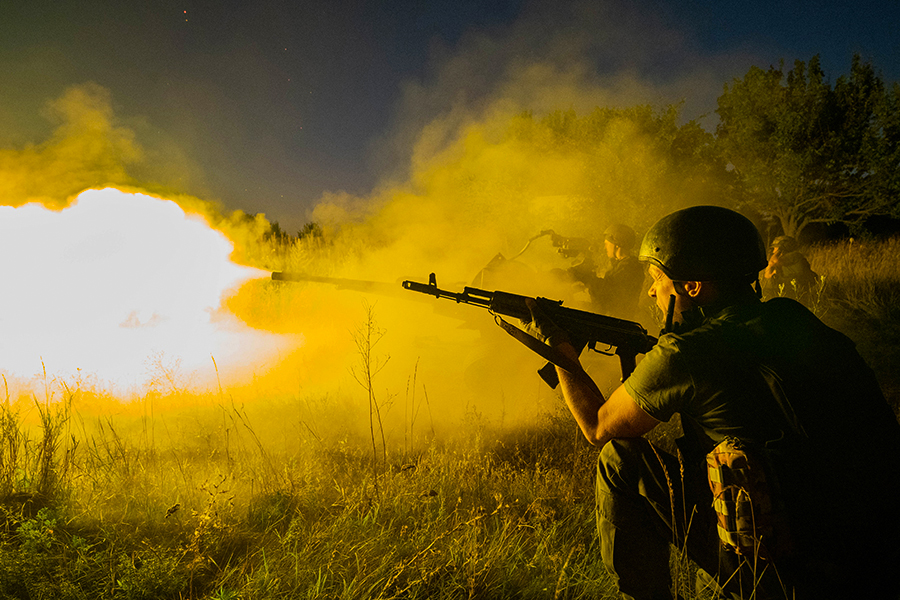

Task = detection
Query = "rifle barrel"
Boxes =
[272,272,403,296]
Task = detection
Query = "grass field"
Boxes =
[0,236,897,600]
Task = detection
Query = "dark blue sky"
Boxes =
[1,0,897,233]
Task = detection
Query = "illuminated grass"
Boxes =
[806,236,900,403]
[807,236,900,322]
[0,237,896,599]
[0,389,616,599]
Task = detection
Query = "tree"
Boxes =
[716,55,900,239]
[502,105,730,234]
[297,221,324,241]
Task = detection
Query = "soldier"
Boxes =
[525,206,900,599]
[567,224,645,320]
[763,235,819,302]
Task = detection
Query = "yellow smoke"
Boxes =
[0,85,301,401]
[0,83,140,209]
[235,109,715,434]
[240,42,732,435]
[0,36,725,442]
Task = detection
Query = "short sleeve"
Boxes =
[623,334,694,423]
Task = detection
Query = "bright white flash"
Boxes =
[0,188,293,393]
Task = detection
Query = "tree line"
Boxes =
[266,54,898,247]
[717,55,899,239]
[504,54,900,242]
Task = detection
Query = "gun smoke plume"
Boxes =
[0,1,759,447]
[0,86,299,401]
[230,2,757,438]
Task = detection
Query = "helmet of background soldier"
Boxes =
[639,206,767,281]
[770,235,799,253]
[604,223,637,251]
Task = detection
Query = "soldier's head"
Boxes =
[770,235,798,255]
[639,206,767,324]
[603,223,636,259]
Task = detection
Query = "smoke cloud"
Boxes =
[246,0,771,438]
[0,83,139,209]
[0,1,761,443]
[371,0,752,185]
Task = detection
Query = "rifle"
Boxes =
[402,273,656,388]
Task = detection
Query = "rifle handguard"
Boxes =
[402,273,656,385]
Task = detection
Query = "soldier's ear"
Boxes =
[682,281,703,298]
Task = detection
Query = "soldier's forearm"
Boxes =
[554,343,608,446]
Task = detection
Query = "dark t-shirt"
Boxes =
[624,297,900,558]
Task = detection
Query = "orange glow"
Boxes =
[0,188,297,394]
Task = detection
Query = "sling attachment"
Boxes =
[493,315,604,399]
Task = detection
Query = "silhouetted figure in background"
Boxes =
[763,235,819,303]
[567,224,645,319]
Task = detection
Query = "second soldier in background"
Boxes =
[567,224,645,320]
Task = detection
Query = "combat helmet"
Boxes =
[604,223,636,251]
[639,206,767,281]
[771,235,799,253]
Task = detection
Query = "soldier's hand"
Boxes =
[521,298,572,348]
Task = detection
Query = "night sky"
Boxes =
[1,0,898,233]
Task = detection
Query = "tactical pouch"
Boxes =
[706,437,778,560]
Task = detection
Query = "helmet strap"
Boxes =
[664,294,676,333]
[663,286,701,334]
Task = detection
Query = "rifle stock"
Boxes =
[402,273,656,386]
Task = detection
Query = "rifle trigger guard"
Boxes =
[591,343,615,357]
